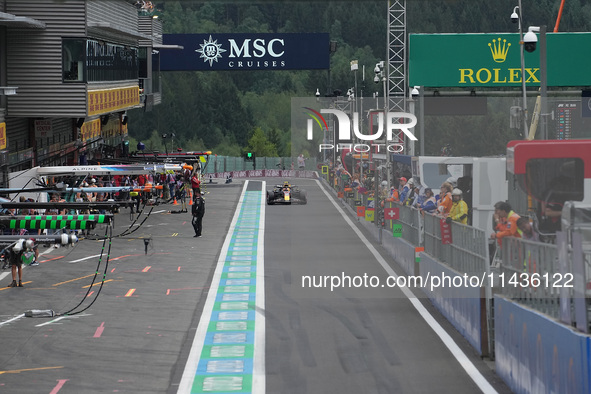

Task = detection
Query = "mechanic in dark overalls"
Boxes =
[191,190,205,237]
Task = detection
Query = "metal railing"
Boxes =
[423,213,489,275]
[203,156,318,174]
[500,237,561,319]
[390,203,422,246]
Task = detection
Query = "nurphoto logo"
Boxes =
[303,107,417,154]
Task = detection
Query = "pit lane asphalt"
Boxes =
[0,178,511,394]
[0,181,243,394]
[263,178,511,394]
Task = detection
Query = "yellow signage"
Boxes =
[0,122,5,150]
[88,86,140,116]
[488,38,510,63]
[102,117,121,138]
[80,119,101,142]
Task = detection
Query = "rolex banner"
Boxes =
[409,33,591,87]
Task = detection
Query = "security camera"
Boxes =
[315,88,320,98]
[374,75,380,84]
[510,11,519,23]
[374,64,381,74]
[523,30,537,52]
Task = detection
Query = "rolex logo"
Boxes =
[488,38,511,63]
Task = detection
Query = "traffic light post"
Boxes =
[245,152,256,170]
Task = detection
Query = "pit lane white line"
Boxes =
[316,179,498,394]
[0,313,25,328]
[66,254,102,263]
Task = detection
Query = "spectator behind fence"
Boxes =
[297,153,306,169]
[447,188,469,225]
[419,188,437,213]
[491,201,522,245]
[398,177,410,202]
[517,217,540,242]
[437,182,454,216]
[406,185,421,207]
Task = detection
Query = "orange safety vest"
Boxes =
[438,192,453,215]
[494,210,522,246]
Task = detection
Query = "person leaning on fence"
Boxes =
[517,217,539,242]
[419,188,437,213]
[437,181,454,216]
[490,201,521,246]
[397,177,410,201]
[447,188,469,225]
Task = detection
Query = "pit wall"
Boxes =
[494,296,591,394]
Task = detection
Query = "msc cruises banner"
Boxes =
[161,33,330,71]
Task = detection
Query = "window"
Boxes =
[63,39,86,82]
[526,158,584,233]
[421,163,464,189]
[526,158,584,204]
[87,40,138,82]
[139,47,148,79]
[63,38,139,83]
[152,49,160,93]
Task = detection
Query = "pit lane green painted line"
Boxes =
[178,180,265,394]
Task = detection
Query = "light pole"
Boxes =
[316,88,327,163]
[170,132,176,154]
[407,86,420,156]
[351,59,360,178]
[511,2,529,139]
[161,134,168,155]
[374,61,389,187]
[347,87,355,178]
[418,85,425,156]
[524,25,548,140]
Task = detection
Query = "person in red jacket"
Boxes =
[190,172,201,195]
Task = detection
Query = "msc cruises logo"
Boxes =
[194,35,286,69]
[488,38,510,63]
[195,35,226,66]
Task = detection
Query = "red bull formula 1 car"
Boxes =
[267,181,307,205]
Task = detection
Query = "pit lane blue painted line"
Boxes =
[178,180,265,394]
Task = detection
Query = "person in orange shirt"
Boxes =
[437,181,453,216]
[490,201,521,246]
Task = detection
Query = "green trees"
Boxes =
[245,127,278,158]
[128,1,591,158]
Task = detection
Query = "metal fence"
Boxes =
[203,156,318,174]
[500,237,561,318]
[391,203,422,246]
[423,213,490,275]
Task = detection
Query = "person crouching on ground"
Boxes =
[7,240,25,287]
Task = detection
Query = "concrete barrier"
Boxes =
[495,295,591,394]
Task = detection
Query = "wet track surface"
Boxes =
[0,179,511,393]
